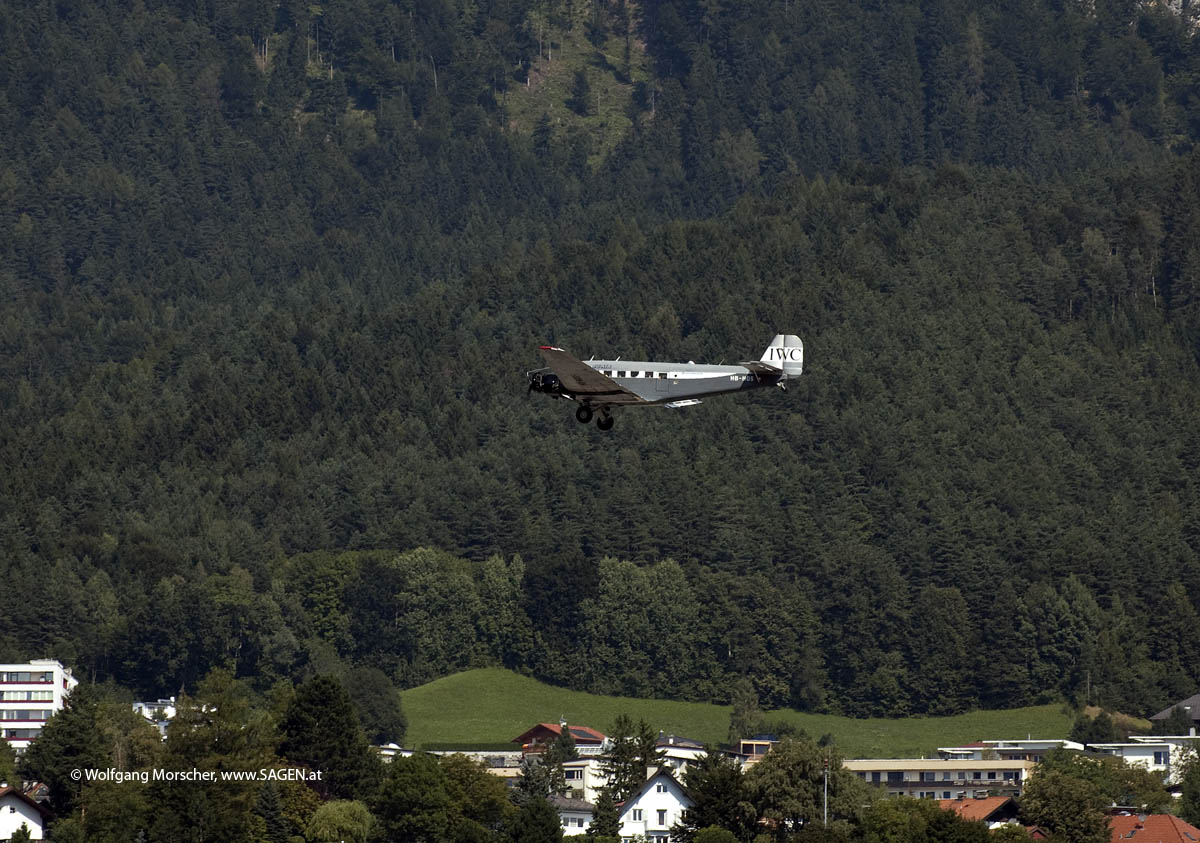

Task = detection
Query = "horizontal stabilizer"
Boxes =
[740,360,783,376]
[663,399,703,409]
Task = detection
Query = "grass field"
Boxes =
[401,668,1074,758]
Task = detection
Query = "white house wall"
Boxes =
[618,776,691,843]
[0,796,44,841]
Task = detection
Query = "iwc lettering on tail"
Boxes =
[768,347,803,361]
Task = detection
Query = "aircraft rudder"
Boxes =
[761,334,803,375]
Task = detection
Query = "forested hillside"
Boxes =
[3,0,1200,717]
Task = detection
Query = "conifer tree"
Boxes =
[254,781,290,843]
[279,675,382,800]
[18,684,108,817]
[587,788,621,839]
[568,70,592,116]
[506,797,564,843]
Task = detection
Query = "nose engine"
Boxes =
[527,369,563,397]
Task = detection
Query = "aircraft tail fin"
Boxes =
[761,334,804,376]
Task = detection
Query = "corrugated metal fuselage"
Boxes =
[579,360,783,405]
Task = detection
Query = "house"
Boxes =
[0,784,51,841]
[550,794,594,836]
[617,769,692,843]
[1150,694,1200,731]
[132,697,177,722]
[0,660,78,753]
[736,735,779,768]
[562,756,609,802]
[937,796,1021,829]
[1108,813,1200,842]
[131,697,177,740]
[512,723,607,757]
[843,758,1035,799]
[372,743,415,764]
[1088,741,1175,781]
[656,734,708,775]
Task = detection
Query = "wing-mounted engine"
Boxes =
[527,368,564,397]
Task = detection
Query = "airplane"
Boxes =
[527,334,803,430]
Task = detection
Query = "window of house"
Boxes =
[655,783,666,793]
[887,772,903,784]
[972,772,982,780]
[1155,752,1167,765]
[632,810,643,822]
[922,772,936,782]
[657,810,667,826]
[943,792,952,799]
[988,771,997,780]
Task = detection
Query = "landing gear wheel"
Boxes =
[597,415,614,431]
[575,405,594,424]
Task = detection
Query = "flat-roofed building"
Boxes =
[1088,738,1190,783]
[843,758,1036,799]
[936,739,1083,763]
[0,660,77,753]
[736,735,779,768]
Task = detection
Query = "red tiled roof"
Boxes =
[937,796,1016,822]
[1109,814,1200,842]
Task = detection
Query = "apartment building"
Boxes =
[0,660,78,753]
[843,758,1036,799]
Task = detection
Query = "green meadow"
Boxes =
[401,668,1074,758]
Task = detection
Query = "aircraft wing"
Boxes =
[538,346,647,405]
[739,360,783,376]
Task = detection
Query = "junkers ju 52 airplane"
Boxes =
[527,334,803,430]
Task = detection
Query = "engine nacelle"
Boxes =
[528,370,563,396]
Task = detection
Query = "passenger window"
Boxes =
[658,372,667,379]
[617,371,626,377]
